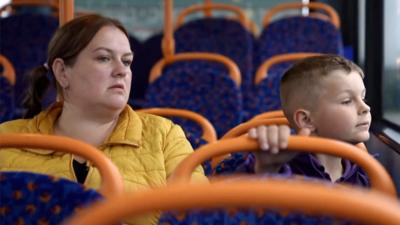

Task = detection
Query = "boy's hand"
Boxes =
[248,125,311,173]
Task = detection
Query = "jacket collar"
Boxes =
[99,106,142,149]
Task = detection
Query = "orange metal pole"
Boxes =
[59,0,74,26]
[162,0,175,57]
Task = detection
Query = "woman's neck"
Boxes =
[54,102,120,148]
[316,154,343,182]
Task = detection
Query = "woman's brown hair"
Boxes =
[23,14,129,118]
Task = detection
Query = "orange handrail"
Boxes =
[149,52,242,86]
[255,53,321,85]
[211,117,289,168]
[263,2,340,28]
[64,179,400,225]
[138,108,217,143]
[0,54,16,85]
[309,12,332,21]
[176,3,250,30]
[170,135,396,197]
[222,118,289,140]
[0,134,124,198]
[249,110,286,121]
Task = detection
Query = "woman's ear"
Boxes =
[52,58,69,89]
[293,109,316,132]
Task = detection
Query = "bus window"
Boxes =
[383,0,400,127]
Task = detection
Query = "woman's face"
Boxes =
[62,25,133,113]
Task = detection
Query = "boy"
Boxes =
[244,55,371,186]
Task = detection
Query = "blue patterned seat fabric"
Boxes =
[129,33,163,107]
[245,62,293,119]
[159,209,351,225]
[0,14,58,110]
[175,18,254,92]
[255,16,344,68]
[128,34,144,106]
[186,134,212,175]
[0,171,102,225]
[159,174,354,225]
[158,152,355,225]
[144,60,243,138]
[214,152,255,175]
[162,117,212,175]
[0,76,15,123]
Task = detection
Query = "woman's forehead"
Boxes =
[86,26,131,53]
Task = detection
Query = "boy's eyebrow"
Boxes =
[336,88,366,96]
[92,47,133,57]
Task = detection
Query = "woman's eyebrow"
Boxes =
[92,47,133,57]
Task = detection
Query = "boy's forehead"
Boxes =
[319,70,366,93]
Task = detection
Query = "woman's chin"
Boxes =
[104,98,128,111]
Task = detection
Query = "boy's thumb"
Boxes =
[298,128,311,136]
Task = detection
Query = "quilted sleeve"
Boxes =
[163,123,207,182]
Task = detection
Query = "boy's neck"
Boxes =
[316,154,343,182]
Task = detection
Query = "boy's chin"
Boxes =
[348,133,370,144]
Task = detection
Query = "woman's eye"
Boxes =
[122,59,132,66]
[97,56,110,62]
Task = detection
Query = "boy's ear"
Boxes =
[293,109,316,132]
[52,58,69,89]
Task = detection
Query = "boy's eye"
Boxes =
[341,99,352,105]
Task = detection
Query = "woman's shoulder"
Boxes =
[134,110,175,129]
[0,118,31,133]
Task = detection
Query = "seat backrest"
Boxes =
[0,76,15,123]
[138,107,217,144]
[0,134,124,224]
[0,171,102,225]
[262,2,340,29]
[127,34,146,104]
[0,54,16,85]
[255,2,343,68]
[129,33,163,104]
[0,0,59,17]
[174,3,254,91]
[144,52,243,138]
[256,16,343,65]
[0,54,16,122]
[0,133,124,197]
[0,13,58,107]
[63,179,400,225]
[245,53,320,118]
[169,135,396,197]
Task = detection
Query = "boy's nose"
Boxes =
[359,101,371,115]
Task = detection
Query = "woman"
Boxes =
[0,14,205,225]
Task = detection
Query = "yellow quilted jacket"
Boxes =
[0,103,206,225]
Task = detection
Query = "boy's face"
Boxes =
[309,70,371,144]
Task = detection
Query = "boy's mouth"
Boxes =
[356,122,370,128]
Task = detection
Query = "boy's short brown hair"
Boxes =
[280,54,364,127]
